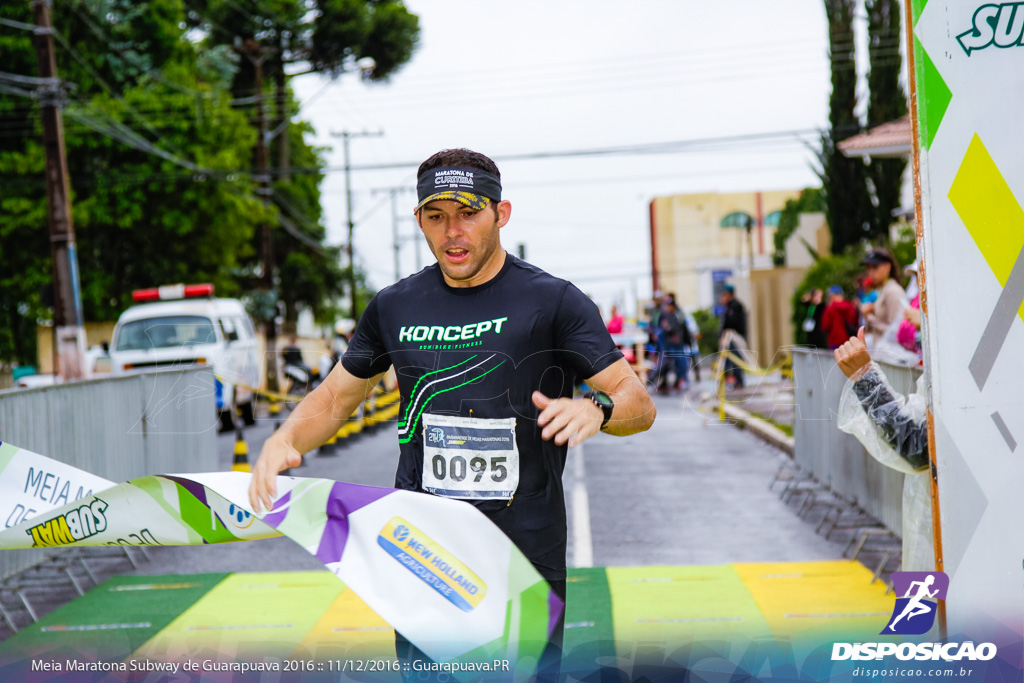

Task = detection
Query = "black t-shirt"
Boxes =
[341,254,622,580]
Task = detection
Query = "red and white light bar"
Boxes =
[132,283,215,302]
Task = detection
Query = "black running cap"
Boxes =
[414,167,502,212]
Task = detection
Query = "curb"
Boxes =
[717,401,795,456]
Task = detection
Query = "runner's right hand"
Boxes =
[249,437,302,513]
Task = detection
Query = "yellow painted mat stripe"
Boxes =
[607,565,772,643]
[291,584,395,659]
[607,561,897,647]
[131,571,342,662]
[733,561,894,641]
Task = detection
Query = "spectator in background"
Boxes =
[798,288,827,348]
[859,275,877,306]
[821,286,859,350]
[683,308,701,382]
[898,260,923,359]
[860,247,905,342]
[904,259,920,300]
[606,304,624,334]
[897,294,922,359]
[656,299,692,392]
[719,285,747,389]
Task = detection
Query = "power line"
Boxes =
[277,212,327,253]
[348,33,896,86]
[0,81,35,98]
[319,129,823,174]
[314,37,902,103]
[64,103,204,172]
[49,25,118,96]
[319,55,904,112]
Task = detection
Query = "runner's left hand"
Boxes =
[532,391,603,448]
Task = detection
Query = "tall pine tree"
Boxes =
[819,0,873,253]
[865,0,908,242]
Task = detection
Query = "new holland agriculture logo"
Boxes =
[832,572,997,662]
[957,4,1024,56]
[377,516,487,612]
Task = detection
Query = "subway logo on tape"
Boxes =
[26,498,109,548]
[377,516,486,612]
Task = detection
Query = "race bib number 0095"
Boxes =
[421,414,519,500]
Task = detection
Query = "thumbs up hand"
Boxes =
[834,326,871,379]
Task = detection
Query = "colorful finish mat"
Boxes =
[1,561,896,670]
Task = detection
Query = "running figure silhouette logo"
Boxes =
[883,571,949,635]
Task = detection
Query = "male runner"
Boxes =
[249,148,656,676]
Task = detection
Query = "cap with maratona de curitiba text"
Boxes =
[414,166,502,212]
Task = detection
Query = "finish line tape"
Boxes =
[0,441,560,677]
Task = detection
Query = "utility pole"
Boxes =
[32,0,86,380]
[370,186,415,282]
[242,40,279,392]
[333,130,382,321]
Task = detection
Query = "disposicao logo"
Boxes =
[883,571,948,635]
[377,516,487,612]
[832,571,997,662]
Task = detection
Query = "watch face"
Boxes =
[594,391,614,408]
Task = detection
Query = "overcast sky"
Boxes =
[289,0,883,316]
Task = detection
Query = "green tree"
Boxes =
[193,0,419,174]
[0,0,267,364]
[820,0,874,253]
[791,246,867,344]
[865,0,908,241]
[691,308,721,358]
[192,0,420,324]
[773,187,824,266]
[271,119,348,332]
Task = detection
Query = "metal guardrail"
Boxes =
[791,349,922,538]
[0,367,218,580]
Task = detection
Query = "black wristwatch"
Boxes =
[582,390,614,430]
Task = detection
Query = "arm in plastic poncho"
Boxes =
[838,362,929,473]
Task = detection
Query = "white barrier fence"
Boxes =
[791,349,921,537]
[0,367,218,579]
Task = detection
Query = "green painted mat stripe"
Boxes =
[606,565,772,642]
[563,567,615,663]
[0,573,228,660]
[133,571,343,659]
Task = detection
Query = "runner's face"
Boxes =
[418,199,512,287]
